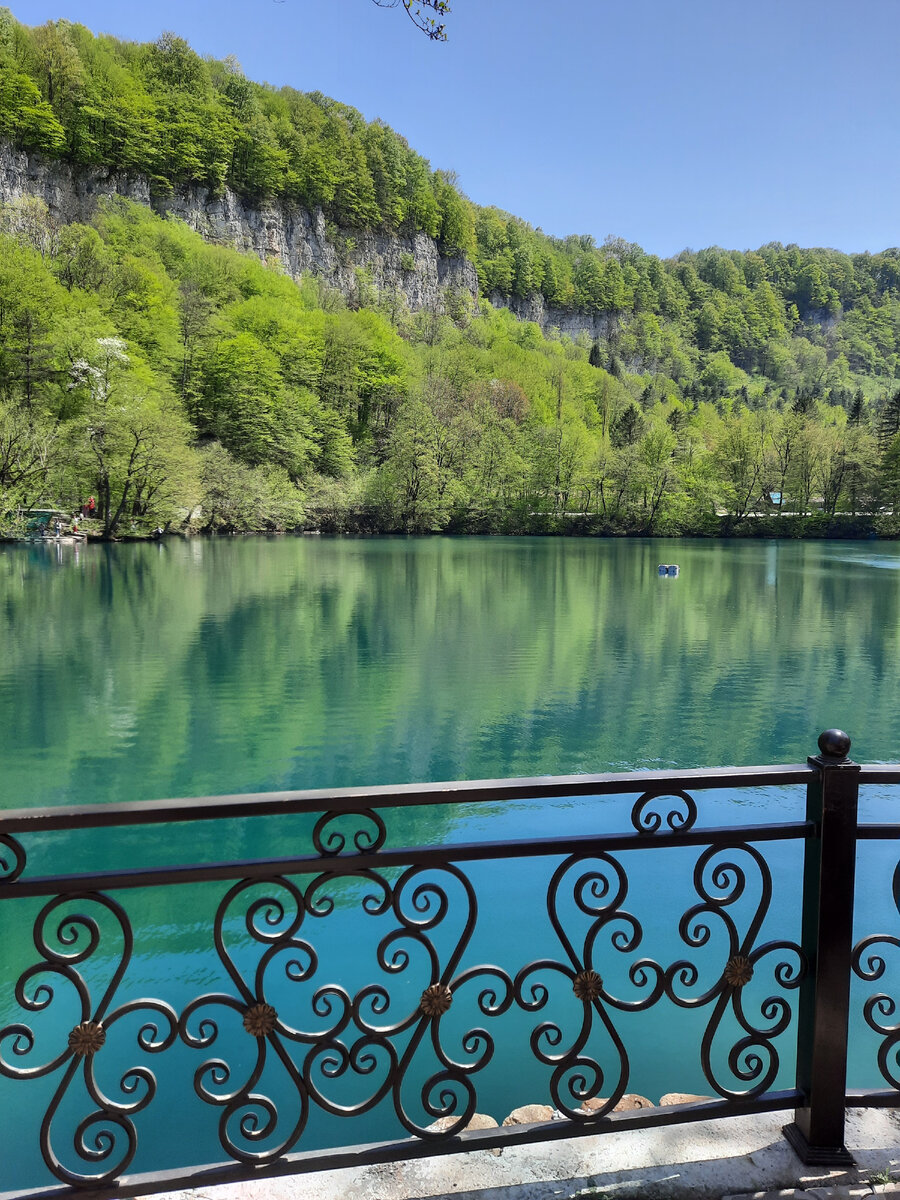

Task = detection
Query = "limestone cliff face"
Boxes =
[0,143,152,220]
[490,290,616,341]
[0,143,603,340]
[0,143,478,312]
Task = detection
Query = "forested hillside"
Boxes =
[1,10,900,537]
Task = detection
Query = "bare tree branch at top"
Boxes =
[372,0,451,40]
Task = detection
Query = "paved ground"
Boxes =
[155,1108,900,1200]
[721,1188,900,1200]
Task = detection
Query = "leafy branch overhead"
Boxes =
[372,0,451,40]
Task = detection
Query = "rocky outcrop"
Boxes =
[0,143,478,315]
[162,188,479,314]
[0,143,151,218]
[0,143,607,340]
[490,290,617,341]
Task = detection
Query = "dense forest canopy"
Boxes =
[0,10,899,538]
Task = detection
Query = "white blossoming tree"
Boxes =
[64,337,198,537]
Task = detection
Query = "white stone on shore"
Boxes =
[426,1112,502,1155]
[580,1093,654,1114]
[659,1091,713,1105]
[502,1104,556,1126]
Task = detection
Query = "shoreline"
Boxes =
[2,526,899,545]
[3,513,900,544]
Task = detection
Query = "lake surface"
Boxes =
[3,535,900,805]
[2,536,900,1190]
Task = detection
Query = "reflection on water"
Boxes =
[3,536,900,808]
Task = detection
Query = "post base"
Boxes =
[782,1122,855,1167]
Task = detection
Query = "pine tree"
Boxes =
[877,389,900,449]
[849,389,865,427]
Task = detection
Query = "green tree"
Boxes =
[0,399,55,526]
[0,67,66,153]
[199,441,304,532]
[198,332,316,477]
[715,413,768,523]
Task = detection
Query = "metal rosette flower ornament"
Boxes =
[180,811,393,1162]
[378,862,513,1140]
[178,874,316,1165]
[851,858,900,1091]
[665,840,805,1099]
[0,892,177,1188]
[515,844,666,1121]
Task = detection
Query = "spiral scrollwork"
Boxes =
[2,816,812,1187]
[41,1096,139,1188]
[0,832,26,883]
[178,861,507,1151]
[178,877,313,1162]
[665,844,804,1100]
[631,789,697,835]
[851,857,900,1091]
[0,892,178,1188]
[510,852,666,1121]
[312,810,387,857]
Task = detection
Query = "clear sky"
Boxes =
[8,0,900,258]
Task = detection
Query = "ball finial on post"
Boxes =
[817,729,851,762]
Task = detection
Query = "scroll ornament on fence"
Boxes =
[0,892,178,1187]
[0,789,812,1190]
[665,841,805,1099]
[0,832,26,883]
[515,847,665,1119]
[852,858,900,1090]
[176,859,518,1163]
[630,789,805,1101]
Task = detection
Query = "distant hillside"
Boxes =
[1,9,900,539]
[1,12,899,367]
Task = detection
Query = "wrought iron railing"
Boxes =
[1,730,898,1200]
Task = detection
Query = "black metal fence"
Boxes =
[1,729,899,1200]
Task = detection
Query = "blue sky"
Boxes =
[9,0,900,257]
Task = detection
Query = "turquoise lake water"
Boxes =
[2,536,900,1189]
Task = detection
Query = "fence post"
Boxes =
[783,728,860,1167]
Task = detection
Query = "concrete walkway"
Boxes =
[157,1108,900,1200]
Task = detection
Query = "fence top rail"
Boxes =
[857,766,900,786]
[0,763,820,833]
[1,819,815,900]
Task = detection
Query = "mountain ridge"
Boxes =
[0,141,621,341]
